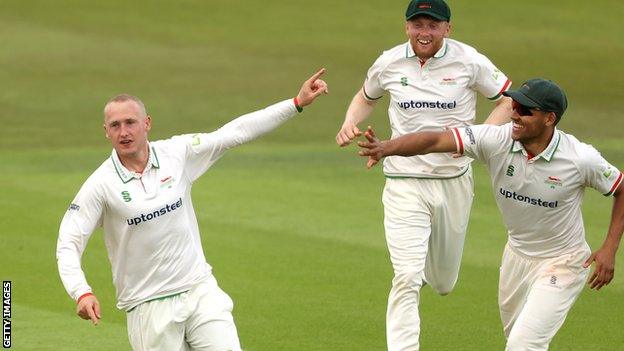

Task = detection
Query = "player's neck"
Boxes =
[521,129,555,158]
[118,145,150,174]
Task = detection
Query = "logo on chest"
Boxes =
[506,165,515,177]
[160,176,175,189]
[440,76,457,85]
[121,191,132,202]
[544,176,563,189]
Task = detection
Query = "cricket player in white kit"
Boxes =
[335,0,512,349]
[56,69,328,351]
[358,78,624,350]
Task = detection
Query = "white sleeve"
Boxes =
[579,144,623,196]
[56,178,104,301]
[470,52,511,101]
[179,99,298,181]
[362,53,386,101]
[452,124,510,163]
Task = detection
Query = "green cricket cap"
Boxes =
[503,78,568,119]
[406,0,451,22]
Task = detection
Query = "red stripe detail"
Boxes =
[77,292,94,304]
[498,79,512,96]
[452,128,464,154]
[607,172,623,195]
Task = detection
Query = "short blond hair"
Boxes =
[104,94,148,118]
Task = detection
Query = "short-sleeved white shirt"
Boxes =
[364,39,511,178]
[452,123,623,257]
[57,99,298,310]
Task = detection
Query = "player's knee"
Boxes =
[428,280,454,296]
[392,269,425,291]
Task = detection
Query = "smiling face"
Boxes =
[510,100,556,147]
[103,100,151,162]
[405,15,450,60]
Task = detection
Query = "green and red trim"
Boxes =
[488,79,512,101]
[604,171,623,196]
[452,128,464,154]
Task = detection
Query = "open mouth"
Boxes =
[120,139,133,146]
[417,39,432,45]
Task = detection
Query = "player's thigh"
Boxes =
[506,250,589,349]
[127,298,187,351]
[383,178,432,273]
[424,174,473,285]
[429,171,474,246]
[185,284,241,351]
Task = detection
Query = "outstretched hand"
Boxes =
[583,246,617,290]
[296,68,329,107]
[357,126,385,169]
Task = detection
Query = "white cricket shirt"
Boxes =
[57,99,299,310]
[364,38,511,178]
[453,123,623,257]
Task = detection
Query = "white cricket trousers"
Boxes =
[126,277,242,351]
[383,171,473,351]
[499,243,590,351]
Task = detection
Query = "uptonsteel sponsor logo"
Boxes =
[397,100,457,110]
[498,188,558,208]
[126,198,182,226]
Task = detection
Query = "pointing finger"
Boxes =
[308,68,326,83]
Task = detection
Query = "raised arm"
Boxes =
[357,126,458,169]
[584,182,624,290]
[335,87,378,147]
[483,96,513,125]
[212,68,328,149]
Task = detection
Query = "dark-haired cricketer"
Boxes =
[358,78,624,350]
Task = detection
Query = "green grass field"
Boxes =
[1,1,623,350]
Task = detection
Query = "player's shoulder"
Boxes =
[470,122,512,138]
[78,156,117,192]
[459,123,510,148]
[557,130,601,161]
[372,42,412,67]
[151,135,190,155]
[446,39,478,55]
[445,39,487,62]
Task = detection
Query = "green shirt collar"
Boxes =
[111,144,160,183]
[511,129,561,162]
[405,39,448,59]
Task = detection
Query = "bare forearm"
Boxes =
[343,88,376,126]
[483,97,513,125]
[382,131,456,157]
[603,188,624,251]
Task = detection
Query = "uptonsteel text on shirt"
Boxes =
[397,100,457,110]
[126,198,183,226]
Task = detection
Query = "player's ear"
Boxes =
[445,23,452,37]
[145,115,152,132]
[544,112,557,127]
[103,124,110,139]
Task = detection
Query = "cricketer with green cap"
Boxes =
[503,78,568,121]
[357,78,624,350]
[405,0,451,22]
[335,0,514,350]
